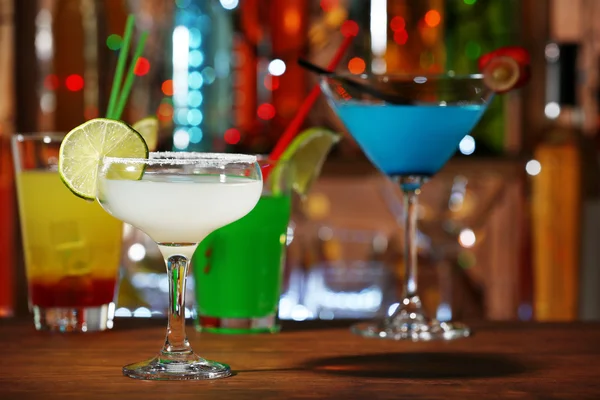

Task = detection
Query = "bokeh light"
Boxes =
[257,104,276,120]
[348,57,366,74]
[161,80,174,96]
[219,0,239,10]
[465,41,482,60]
[341,20,359,37]
[458,229,476,248]
[187,109,203,126]
[189,28,202,49]
[424,10,441,28]
[393,30,408,45]
[65,74,84,91]
[106,34,122,50]
[173,129,190,150]
[134,57,150,76]
[526,160,542,176]
[157,102,174,122]
[187,90,203,108]
[320,0,339,12]
[459,135,476,155]
[224,128,241,145]
[188,72,204,89]
[175,109,188,125]
[188,127,203,144]
[268,59,286,76]
[390,16,406,32]
[189,50,204,67]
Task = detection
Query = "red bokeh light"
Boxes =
[44,74,59,91]
[394,30,409,45]
[264,75,280,91]
[156,103,174,122]
[348,57,366,74]
[134,57,150,76]
[320,0,339,12]
[257,103,276,120]
[341,20,359,37]
[424,10,441,28]
[161,80,174,96]
[65,74,84,92]
[390,16,406,32]
[224,128,241,145]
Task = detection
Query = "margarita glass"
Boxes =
[97,152,261,380]
[321,73,493,340]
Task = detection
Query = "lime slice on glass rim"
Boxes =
[58,118,149,200]
[270,127,341,197]
[132,116,159,151]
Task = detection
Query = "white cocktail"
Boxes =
[97,152,262,380]
[100,175,261,255]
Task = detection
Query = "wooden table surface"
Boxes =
[1,318,599,399]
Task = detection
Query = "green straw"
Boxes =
[113,31,149,120]
[106,15,135,119]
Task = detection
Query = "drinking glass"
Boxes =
[97,152,261,380]
[193,158,293,333]
[321,74,494,340]
[12,133,122,332]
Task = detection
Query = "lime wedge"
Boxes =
[273,127,341,197]
[58,118,149,200]
[132,116,159,151]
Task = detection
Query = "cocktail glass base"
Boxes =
[122,353,232,380]
[32,304,114,332]
[351,314,470,341]
[196,313,280,334]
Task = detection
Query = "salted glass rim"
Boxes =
[102,151,257,166]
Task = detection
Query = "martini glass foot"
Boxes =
[351,312,470,341]
[123,352,232,380]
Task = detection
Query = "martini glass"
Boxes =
[97,152,262,380]
[320,73,493,340]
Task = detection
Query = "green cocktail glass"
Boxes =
[193,158,292,333]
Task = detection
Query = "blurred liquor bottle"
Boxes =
[218,0,309,153]
[531,43,598,321]
[32,0,111,132]
[0,0,15,317]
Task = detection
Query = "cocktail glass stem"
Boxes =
[395,180,425,319]
[351,176,470,340]
[122,244,232,380]
[386,177,427,326]
[161,254,193,356]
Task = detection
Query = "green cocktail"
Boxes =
[193,159,292,333]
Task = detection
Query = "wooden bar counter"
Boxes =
[0,318,599,399]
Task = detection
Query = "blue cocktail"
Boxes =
[335,103,486,176]
[321,74,493,340]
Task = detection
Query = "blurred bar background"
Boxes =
[2,0,600,323]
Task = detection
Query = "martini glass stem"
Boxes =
[403,188,421,305]
[389,176,427,324]
[162,253,193,356]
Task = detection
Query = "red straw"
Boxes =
[263,31,355,179]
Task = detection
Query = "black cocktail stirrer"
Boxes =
[297,58,412,105]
